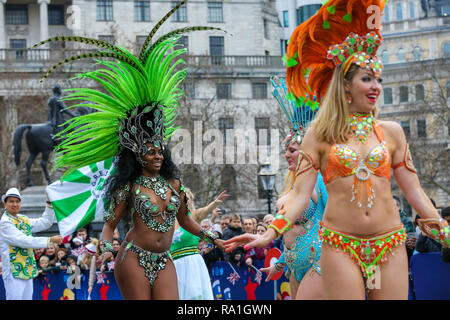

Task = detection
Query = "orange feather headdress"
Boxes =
[285,0,387,108]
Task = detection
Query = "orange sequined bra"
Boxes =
[323,122,390,208]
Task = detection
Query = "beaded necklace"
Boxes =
[349,113,374,143]
[139,175,169,200]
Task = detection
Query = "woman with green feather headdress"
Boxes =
[33,0,225,299]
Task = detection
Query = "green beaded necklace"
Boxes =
[349,113,374,143]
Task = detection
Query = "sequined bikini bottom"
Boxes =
[122,240,172,287]
[318,222,406,288]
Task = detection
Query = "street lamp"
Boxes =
[258,160,277,215]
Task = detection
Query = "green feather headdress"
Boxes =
[32,0,224,178]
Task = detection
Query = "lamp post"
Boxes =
[258,161,277,215]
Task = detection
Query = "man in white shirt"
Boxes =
[0,187,62,300]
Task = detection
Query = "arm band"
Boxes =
[392,143,417,173]
[295,150,319,177]
[267,210,291,238]
[199,228,218,244]
[101,240,114,254]
[417,218,450,247]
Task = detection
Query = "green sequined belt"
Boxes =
[122,240,172,287]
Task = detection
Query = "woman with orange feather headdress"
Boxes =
[225,0,449,299]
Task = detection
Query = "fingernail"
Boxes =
[244,245,248,250]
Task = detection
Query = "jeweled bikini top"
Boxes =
[132,175,180,233]
[323,121,391,208]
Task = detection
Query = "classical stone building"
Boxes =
[0,0,287,227]
[379,0,450,211]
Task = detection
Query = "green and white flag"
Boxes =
[46,157,115,237]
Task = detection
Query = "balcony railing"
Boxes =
[0,48,285,72]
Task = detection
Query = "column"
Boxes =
[38,0,50,42]
[1,95,20,187]
[0,0,7,49]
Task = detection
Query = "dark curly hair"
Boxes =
[105,146,180,201]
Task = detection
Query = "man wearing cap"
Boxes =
[0,187,63,300]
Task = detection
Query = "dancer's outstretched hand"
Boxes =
[260,263,284,282]
[224,229,277,252]
[214,239,225,249]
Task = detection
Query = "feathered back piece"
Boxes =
[32,0,225,178]
[271,77,316,147]
[285,0,387,107]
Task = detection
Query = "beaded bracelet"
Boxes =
[100,240,114,254]
[267,211,291,238]
[418,218,450,247]
[199,228,218,244]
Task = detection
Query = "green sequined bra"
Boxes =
[132,175,180,233]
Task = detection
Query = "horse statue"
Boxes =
[13,86,95,186]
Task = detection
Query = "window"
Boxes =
[208,2,223,23]
[135,1,150,22]
[400,120,411,138]
[217,83,231,99]
[210,36,224,65]
[397,48,406,62]
[177,36,189,52]
[48,5,65,25]
[444,42,450,57]
[435,1,450,17]
[5,5,28,25]
[399,86,409,103]
[413,46,422,61]
[221,165,236,199]
[280,39,288,55]
[283,10,289,27]
[255,117,270,146]
[209,36,224,55]
[263,19,269,39]
[297,4,321,25]
[447,82,450,100]
[409,2,415,19]
[97,0,113,21]
[252,83,267,99]
[383,5,390,22]
[98,35,115,45]
[381,50,390,64]
[396,3,403,20]
[415,84,425,102]
[417,119,427,138]
[383,88,393,105]
[10,39,26,60]
[218,117,234,144]
[183,81,195,99]
[172,1,187,22]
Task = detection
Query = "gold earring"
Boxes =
[346,93,352,104]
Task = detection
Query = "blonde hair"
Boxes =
[279,170,296,198]
[311,64,379,144]
[184,187,196,212]
[81,238,98,269]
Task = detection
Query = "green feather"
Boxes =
[138,0,188,62]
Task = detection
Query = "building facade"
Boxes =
[0,0,287,223]
[274,1,449,212]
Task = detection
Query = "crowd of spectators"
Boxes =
[199,211,281,269]
[33,226,123,287]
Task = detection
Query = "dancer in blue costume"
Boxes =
[227,77,327,299]
[171,188,229,299]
